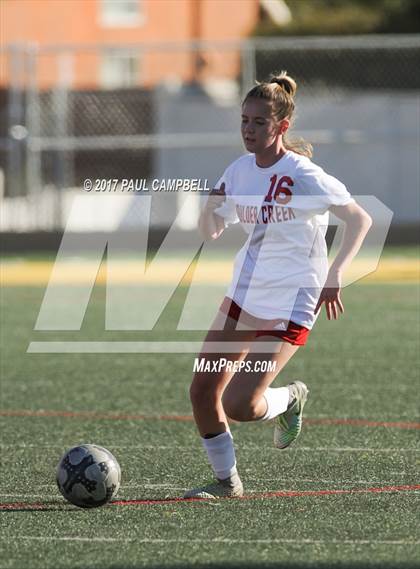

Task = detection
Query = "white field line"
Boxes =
[31,476,420,489]
[4,536,420,546]
[2,411,417,422]
[1,444,419,452]
[137,480,385,488]
[0,494,59,499]
[0,483,380,499]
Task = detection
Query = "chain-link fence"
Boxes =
[0,35,419,231]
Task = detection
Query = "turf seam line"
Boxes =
[112,484,420,506]
[3,536,420,545]
[1,444,419,452]
[1,409,419,429]
[1,484,419,510]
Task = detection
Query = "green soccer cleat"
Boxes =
[183,472,244,499]
[274,381,309,449]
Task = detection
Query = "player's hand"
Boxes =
[314,271,344,320]
[205,182,226,212]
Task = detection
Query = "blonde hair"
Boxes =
[243,71,313,158]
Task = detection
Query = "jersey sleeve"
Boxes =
[212,167,239,226]
[296,158,354,211]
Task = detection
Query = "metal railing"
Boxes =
[0,35,419,229]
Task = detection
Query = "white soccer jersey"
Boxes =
[213,151,354,329]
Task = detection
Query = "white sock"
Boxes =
[202,431,237,480]
[260,386,290,421]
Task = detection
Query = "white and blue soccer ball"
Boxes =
[56,444,121,508]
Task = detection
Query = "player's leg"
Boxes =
[189,310,255,437]
[222,335,309,449]
[222,336,300,422]
[185,311,256,499]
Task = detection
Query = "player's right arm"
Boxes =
[198,182,227,240]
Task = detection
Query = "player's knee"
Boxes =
[222,391,259,422]
[189,374,219,408]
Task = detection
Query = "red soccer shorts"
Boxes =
[220,297,310,346]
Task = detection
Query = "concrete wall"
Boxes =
[155,88,420,224]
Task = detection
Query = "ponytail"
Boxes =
[243,71,312,157]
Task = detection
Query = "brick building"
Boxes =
[0,0,259,88]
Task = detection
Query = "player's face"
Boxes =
[241,99,288,155]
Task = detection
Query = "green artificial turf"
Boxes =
[0,279,419,569]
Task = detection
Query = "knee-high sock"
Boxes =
[260,386,290,421]
[202,431,237,480]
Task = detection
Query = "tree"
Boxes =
[253,0,420,36]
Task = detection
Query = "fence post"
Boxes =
[26,43,42,199]
[7,44,25,198]
[52,51,74,229]
[240,39,256,98]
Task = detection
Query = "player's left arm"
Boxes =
[314,201,372,320]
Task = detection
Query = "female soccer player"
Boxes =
[184,72,372,499]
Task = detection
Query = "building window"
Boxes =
[100,0,143,27]
[100,52,140,88]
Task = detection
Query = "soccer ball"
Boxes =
[56,444,121,508]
